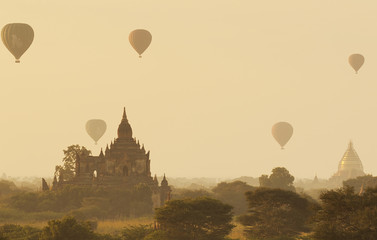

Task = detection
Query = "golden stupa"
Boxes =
[333,141,365,179]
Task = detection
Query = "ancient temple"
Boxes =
[49,108,171,208]
[331,141,365,181]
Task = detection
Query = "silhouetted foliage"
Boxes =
[313,186,377,240]
[39,216,97,240]
[259,167,295,191]
[171,188,213,200]
[0,224,41,240]
[7,185,93,212]
[155,197,234,240]
[238,188,315,239]
[55,145,91,181]
[172,181,255,216]
[143,230,169,240]
[343,174,377,193]
[7,191,40,212]
[5,183,153,219]
[212,181,255,215]
[122,225,154,240]
[0,218,121,240]
[0,180,18,197]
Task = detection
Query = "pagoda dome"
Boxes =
[336,141,365,178]
[117,107,133,139]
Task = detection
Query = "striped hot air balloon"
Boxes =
[1,23,34,63]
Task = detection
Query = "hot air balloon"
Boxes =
[1,23,34,63]
[86,119,107,144]
[129,29,152,58]
[348,54,364,74]
[272,122,293,149]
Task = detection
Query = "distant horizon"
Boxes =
[0,171,362,181]
[2,138,372,180]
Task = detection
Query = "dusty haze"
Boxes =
[1,1,377,179]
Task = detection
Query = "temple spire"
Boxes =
[117,107,133,139]
[122,107,128,121]
[348,140,353,149]
[153,174,159,186]
[161,173,168,186]
[313,173,318,184]
[105,144,110,155]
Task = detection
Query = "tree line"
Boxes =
[2,143,377,240]
[2,183,377,239]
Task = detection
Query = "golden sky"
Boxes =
[1,1,377,179]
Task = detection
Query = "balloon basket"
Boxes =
[139,55,142,58]
[15,59,20,63]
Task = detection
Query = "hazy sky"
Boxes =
[1,1,377,179]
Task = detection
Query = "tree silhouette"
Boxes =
[313,186,377,240]
[55,145,91,181]
[238,188,315,239]
[40,216,96,240]
[259,167,295,191]
[155,197,234,240]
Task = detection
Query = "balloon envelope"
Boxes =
[272,122,293,149]
[348,54,364,74]
[1,23,34,63]
[86,119,107,144]
[129,29,152,57]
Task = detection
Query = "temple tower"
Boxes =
[50,107,170,207]
[332,141,365,180]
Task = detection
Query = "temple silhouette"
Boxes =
[44,108,171,208]
[330,141,365,183]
